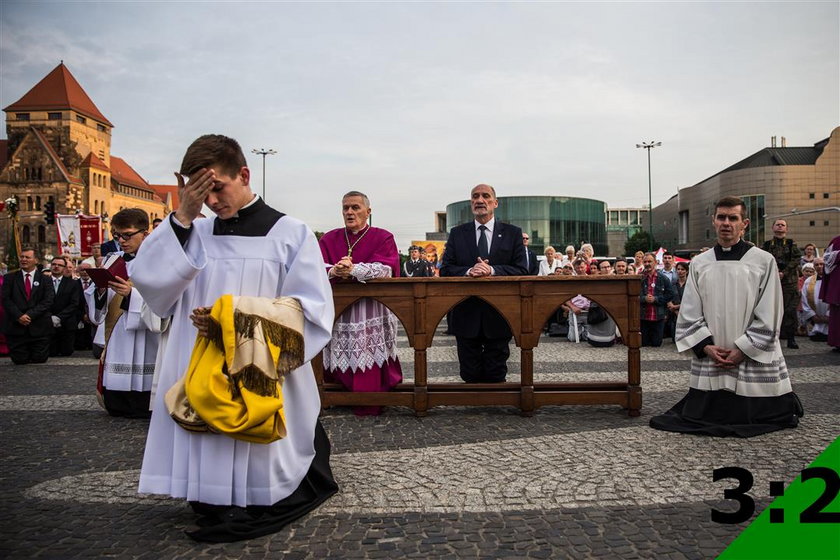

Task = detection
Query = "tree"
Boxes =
[624,230,657,257]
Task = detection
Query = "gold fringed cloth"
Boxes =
[165,295,305,444]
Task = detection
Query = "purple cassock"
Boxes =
[819,234,840,347]
[319,226,403,415]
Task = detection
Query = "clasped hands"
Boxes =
[329,256,355,279]
[703,345,745,369]
[468,257,492,277]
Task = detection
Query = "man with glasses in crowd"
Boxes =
[48,255,82,357]
[522,233,539,275]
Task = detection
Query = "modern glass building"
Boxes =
[446,196,608,256]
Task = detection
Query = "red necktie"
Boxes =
[24,273,32,299]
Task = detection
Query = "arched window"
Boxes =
[38,225,46,243]
[94,200,99,214]
[22,225,31,243]
[36,196,41,210]
[27,196,34,210]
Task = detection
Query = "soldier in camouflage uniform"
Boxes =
[762,219,802,348]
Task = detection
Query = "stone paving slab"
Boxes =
[1,337,837,559]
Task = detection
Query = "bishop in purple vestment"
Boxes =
[319,191,403,415]
[820,234,840,350]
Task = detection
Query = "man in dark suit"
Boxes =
[440,184,528,382]
[48,255,82,357]
[1,246,55,364]
[100,238,119,257]
[522,232,539,275]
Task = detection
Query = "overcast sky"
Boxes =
[1,1,837,250]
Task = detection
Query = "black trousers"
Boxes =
[50,329,76,356]
[781,286,800,340]
[7,335,50,365]
[641,319,665,347]
[456,335,511,383]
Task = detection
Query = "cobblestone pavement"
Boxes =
[2,333,838,559]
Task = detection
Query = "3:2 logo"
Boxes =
[711,466,840,524]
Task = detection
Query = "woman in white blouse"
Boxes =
[539,246,562,276]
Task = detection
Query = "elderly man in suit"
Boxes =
[1,246,55,364]
[48,255,82,356]
[440,184,528,382]
[522,232,539,275]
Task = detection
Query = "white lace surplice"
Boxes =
[323,262,399,373]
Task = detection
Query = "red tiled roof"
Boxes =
[149,184,180,210]
[0,140,8,173]
[110,156,149,189]
[81,151,109,171]
[3,63,113,127]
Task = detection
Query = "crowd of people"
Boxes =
[1,133,837,543]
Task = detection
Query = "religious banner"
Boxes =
[412,239,446,277]
[56,214,101,258]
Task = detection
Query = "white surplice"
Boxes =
[800,276,829,337]
[130,216,334,507]
[84,268,164,392]
[675,245,792,397]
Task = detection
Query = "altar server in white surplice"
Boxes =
[650,196,803,438]
[800,258,830,341]
[85,208,165,418]
[130,135,336,543]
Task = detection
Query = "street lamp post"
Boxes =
[251,148,277,200]
[636,141,661,251]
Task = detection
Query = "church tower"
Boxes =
[0,63,169,263]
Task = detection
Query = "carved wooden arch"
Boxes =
[423,294,523,347]
[578,293,633,341]
[321,276,643,417]
[331,294,415,347]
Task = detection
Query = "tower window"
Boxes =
[76,115,86,124]
[48,112,62,120]
[16,113,30,121]
[97,124,107,132]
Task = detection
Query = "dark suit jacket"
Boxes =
[440,220,528,338]
[525,249,539,275]
[1,269,55,337]
[50,277,82,331]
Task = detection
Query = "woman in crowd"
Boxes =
[539,246,562,276]
[562,245,576,265]
[800,243,818,267]
[633,251,645,272]
[665,261,689,341]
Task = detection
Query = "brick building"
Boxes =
[0,63,175,263]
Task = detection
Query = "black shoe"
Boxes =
[787,339,799,349]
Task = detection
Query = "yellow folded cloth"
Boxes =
[165,294,305,444]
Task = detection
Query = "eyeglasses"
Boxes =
[111,230,144,241]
